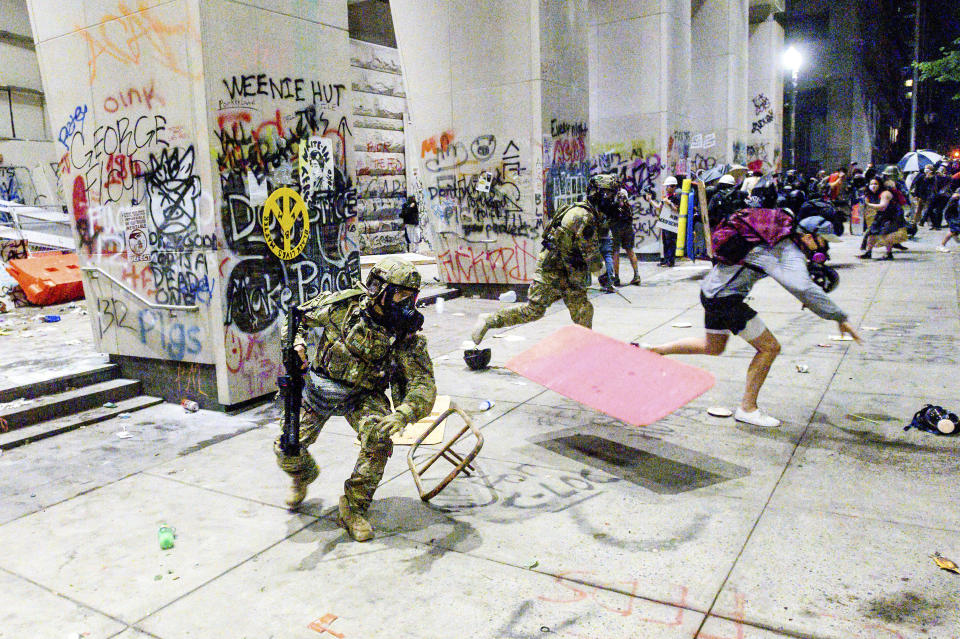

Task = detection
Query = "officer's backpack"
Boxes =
[711,208,795,265]
[541,201,585,250]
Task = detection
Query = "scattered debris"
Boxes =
[795,364,809,374]
[816,343,832,348]
[493,334,526,342]
[115,430,132,439]
[40,315,60,323]
[931,552,960,574]
[672,322,693,328]
[829,335,853,342]
[527,560,539,569]
[158,524,175,550]
[850,413,882,425]
[181,399,200,413]
[499,290,517,303]
[118,412,131,419]
[476,400,494,412]
[861,326,879,331]
[707,407,733,418]
[102,402,117,408]
[435,297,445,314]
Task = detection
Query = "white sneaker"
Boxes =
[937,246,951,253]
[734,408,780,427]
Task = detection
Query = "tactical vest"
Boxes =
[309,289,396,391]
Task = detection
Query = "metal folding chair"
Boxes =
[406,404,483,501]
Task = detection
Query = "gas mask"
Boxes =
[798,233,838,292]
[374,284,424,336]
[905,404,958,436]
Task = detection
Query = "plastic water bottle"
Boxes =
[158,525,175,550]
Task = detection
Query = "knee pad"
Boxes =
[274,441,319,482]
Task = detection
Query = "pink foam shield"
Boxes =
[506,325,715,426]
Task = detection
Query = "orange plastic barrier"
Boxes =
[5,251,84,306]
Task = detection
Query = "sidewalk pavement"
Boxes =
[2,233,959,639]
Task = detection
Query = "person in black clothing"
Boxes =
[400,196,420,252]
[928,167,952,229]
[707,174,741,227]
[912,165,936,226]
[860,177,905,260]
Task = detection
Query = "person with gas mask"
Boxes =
[275,256,436,542]
[471,174,617,344]
[640,208,861,428]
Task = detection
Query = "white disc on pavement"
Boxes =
[707,406,733,417]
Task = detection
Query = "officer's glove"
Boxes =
[369,412,407,446]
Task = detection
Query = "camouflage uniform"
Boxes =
[274,258,436,535]
[474,200,606,339]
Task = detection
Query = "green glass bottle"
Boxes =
[158,525,175,550]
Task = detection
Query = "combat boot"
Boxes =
[471,313,492,345]
[285,476,309,509]
[338,496,374,541]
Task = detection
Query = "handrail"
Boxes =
[80,266,199,312]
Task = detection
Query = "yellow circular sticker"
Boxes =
[262,187,310,260]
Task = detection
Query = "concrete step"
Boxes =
[0,378,143,431]
[0,395,163,450]
[0,364,120,404]
[418,286,461,307]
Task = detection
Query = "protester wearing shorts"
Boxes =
[645,236,861,428]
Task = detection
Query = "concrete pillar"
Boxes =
[589,0,690,253]
[745,16,784,173]
[690,0,750,169]
[27,0,355,408]
[392,0,588,290]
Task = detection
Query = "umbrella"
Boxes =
[697,163,750,183]
[898,149,943,173]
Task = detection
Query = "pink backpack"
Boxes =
[711,208,796,265]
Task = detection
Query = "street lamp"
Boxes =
[782,45,804,171]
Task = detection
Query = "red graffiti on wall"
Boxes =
[437,238,537,284]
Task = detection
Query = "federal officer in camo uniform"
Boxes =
[275,256,436,542]
[471,174,620,344]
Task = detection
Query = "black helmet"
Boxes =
[463,347,491,370]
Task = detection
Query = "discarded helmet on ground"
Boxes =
[663,176,679,187]
[463,348,492,370]
[905,404,959,436]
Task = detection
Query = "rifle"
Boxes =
[278,304,304,456]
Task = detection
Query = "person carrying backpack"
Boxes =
[471,174,617,344]
[639,207,861,427]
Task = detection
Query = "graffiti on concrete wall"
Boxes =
[750,93,774,135]
[418,129,539,284]
[589,139,662,248]
[543,119,588,219]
